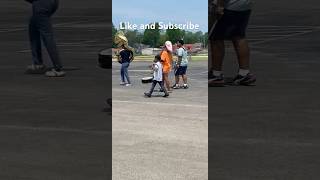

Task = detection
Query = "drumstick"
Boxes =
[208,21,217,39]
[208,0,220,38]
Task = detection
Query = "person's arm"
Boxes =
[177,56,182,66]
[129,50,134,62]
[215,0,225,18]
[152,64,159,72]
[160,51,167,64]
[116,50,122,62]
[177,49,183,66]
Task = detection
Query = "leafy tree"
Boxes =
[158,33,167,47]
[125,30,139,47]
[203,32,208,48]
[166,29,185,44]
[142,22,160,47]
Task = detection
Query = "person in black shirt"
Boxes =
[25,0,65,77]
[117,45,134,86]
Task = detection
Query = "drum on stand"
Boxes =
[141,76,153,83]
[98,48,112,69]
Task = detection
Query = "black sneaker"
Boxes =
[25,64,47,74]
[233,73,256,86]
[208,74,225,87]
[144,92,151,97]
[163,93,169,97]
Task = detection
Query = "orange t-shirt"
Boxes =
[160,50,172,73]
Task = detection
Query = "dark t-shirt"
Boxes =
[25,0,39,3]
[225,0,252,11]
[120,49,133,63]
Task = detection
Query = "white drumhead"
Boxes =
[142,77,153,80]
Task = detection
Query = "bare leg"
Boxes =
[163,73,171,91]
[212,40,225,71]
[232,38,250,69]
[175,75,179,85]
[208,39,225,86]
[182,75,187,84]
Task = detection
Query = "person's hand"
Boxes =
[115,50,120,56]
[215,6,224,19]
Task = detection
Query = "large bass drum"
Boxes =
[98,48,112,69]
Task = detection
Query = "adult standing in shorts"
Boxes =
[25,0,65,77]
[208,0,256,86]
[173,40,189,89]
[161,41,173,92]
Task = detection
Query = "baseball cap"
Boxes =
[165,41,173,52]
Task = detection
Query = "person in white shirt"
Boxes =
[144,55,169,98]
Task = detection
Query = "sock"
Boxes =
[213,70,222,76]
[238,69,250,76]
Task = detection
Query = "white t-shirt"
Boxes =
[153,62,163,81]
[177,47,188,66]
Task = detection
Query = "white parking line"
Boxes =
[248,25,320,45]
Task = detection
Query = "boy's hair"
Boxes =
[154,55,161,61]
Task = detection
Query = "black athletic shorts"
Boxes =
[211,9,251,40]
[175,66,187,76]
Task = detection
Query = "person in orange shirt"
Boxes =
[160,41,173,92]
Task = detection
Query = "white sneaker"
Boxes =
[125,84,132,87]
[120,82,126,85]
[45,69,66,77]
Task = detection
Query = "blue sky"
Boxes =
[112,0,208,32]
